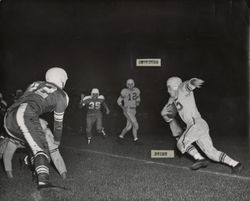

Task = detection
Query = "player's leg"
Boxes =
[2,138,18,178]
[196,133,242,173]
[96,112,105,136]
[170,119,204,160]
[86,114,94,144]
[127,109,139,142]
[15,103,51,188]
[119,110,132,138]
[44,126,67,179]
[177,120,209,170]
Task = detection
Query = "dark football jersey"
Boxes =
[8,81,68,115]
[81,95,105,114]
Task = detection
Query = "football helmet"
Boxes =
[91,88,99,98]
[166,77,182,90]
[126,79,135,89]
[45,67,68,89]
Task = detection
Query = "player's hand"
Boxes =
[106,110,110,115]
[191,78,204,88]
[54,140,60,146]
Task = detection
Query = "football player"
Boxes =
[79,88,110,144]
[161,99,209,170]
[4,67,69,190]
[117,79,141,143]
[1,119,67,180]
[166,76,242,174]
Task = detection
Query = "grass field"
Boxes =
[0,128,250,201]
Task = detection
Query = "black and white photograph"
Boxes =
[0,0,249,200]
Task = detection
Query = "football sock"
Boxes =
[219,152,238,167]
[186,145,204,160]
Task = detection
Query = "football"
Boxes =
[166,103,178,119]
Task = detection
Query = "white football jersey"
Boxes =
[174,81,201,125]
[117,88,140,108]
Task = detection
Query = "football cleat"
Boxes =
[87,138,91,145]
[116,136,125,144]
[231,162,243,174]
[6,171,13,179]
[133,139,143,146]
[190,159,209,170]
[101,128,106,138]
[61,172,67,180]
[38,183,66,191]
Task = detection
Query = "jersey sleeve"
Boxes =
[81,96,91,107]
[53,91,68,142]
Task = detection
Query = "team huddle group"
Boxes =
[0,67,243,191]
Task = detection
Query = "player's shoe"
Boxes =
[61,172,67,180]
[38,182,66,191]
[133,139,143,146]
[190,159,209,170]
[231,162,243,174]
[116,136,125,144]
[6,170,13,179]
[87,137,91,145]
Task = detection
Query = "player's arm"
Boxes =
[53,92,69,145]
[183,78,204,93]
[79,96,90,109]
[100,96,110,114]
[117,89,125,109]
[135,88,141,106]
[79,93,85,108]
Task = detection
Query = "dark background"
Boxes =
[0,0,249,136]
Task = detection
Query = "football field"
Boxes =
[1,130,250,201]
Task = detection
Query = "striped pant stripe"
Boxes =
[16,103,43,155]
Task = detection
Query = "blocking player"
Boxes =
[4,67,69,190]
[79,88,110,144]
[117,79,141,143]
[161,99,209,170]
[165,76,242,174]
[1,119,67,180]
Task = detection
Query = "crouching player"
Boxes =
[4,67,69,190]
[164,76,242,174]
[0,119,67,179]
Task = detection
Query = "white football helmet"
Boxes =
[45,67,68,89]
[166,77,182,90]
[126,79,135,89]
[91,88,99,98]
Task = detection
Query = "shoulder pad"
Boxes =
[98,95,105,100]
[83,95,91,101]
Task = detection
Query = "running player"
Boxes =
[79,88,110,144]
[166,76,242,173]
[117,79,141,143]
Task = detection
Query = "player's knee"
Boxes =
[133,122,139,130]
